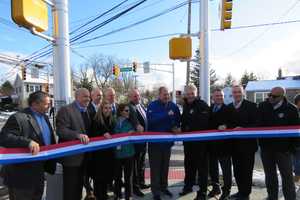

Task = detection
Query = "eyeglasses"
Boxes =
[123,109,130,113]
[268,93,282,98]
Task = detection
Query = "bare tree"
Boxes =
[89,54,115,88]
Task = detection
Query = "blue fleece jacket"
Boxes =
[147,99,181,148]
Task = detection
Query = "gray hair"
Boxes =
[185,84,197,94]
[75,88,89,99]
[28,91,49,106]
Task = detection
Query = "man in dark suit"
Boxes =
[259,87,299,200]
[208,88,233,200]
[56,88,91,200]
[128,89,150,197]
[180,85,210,200]
[0,91,56,200]
[228,85,258,200]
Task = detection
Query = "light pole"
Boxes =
[199,0,210,104]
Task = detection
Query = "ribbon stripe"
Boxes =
[0,126,300,165]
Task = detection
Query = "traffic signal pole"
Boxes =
[199,0,210,104]
[52,0,72,108]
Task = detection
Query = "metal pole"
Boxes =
[186,0,192,86]
[53,0,72,110]
[199,0,210,104]
[172,63,176,103]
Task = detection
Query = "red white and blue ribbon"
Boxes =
[0,126,300,165]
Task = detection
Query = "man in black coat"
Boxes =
[180,85,210,200]
[228,85,258,200]
[208,88,233,200]
[259,87,299,200]
[0,91,56,200]
[128,89,150,197]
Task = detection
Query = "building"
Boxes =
[14,66,53,108]
[245,79,300,104]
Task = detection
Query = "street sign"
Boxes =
[169,37,192,60]
[120,67,132,72]
[12,0,49,32]
[143,62,150,73]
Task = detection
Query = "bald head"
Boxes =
[105,87,116,104]
[75,88,90,107]
[129,89,141,105]
[269,86,285,104]
[91,88,103,105]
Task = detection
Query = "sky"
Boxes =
[0,0,300,90]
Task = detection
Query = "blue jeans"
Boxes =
[293,147,300,176]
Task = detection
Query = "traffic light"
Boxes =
[45,83,49,93]
[21,65,26,80]
[169,37,192,60]
[11,0,49,32]
[133,62,137,72]
[220,0,233,30]
[112,65,120,77]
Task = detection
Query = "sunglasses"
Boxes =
[123,109,130,112]
[268,93,281,98]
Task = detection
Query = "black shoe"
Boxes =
[208,187,221,197]
[153,195,162,200]
[161,189,173,197]
[140,183,151,189]
[194,192,207,200]
[133,188,145,197]
[179,188,193,196]
[220,193,231,200]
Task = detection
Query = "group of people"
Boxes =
[0,84,299,200]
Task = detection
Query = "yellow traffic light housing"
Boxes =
[133,62,137,72]
[113,65,120,77]
[21,65,26,80]
[12,0,49,32]
[169,37,192,60]
[220,0,233,30]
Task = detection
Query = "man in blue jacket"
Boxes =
[147,86,181,200]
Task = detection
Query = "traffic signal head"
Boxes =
[21,66,26,80]
[169,37,192,60]
[220,0,233,30]
[133,62,137,72]
[112,65,120,77]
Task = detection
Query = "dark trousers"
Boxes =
[63,166,84,200]
[8,182,44,200]
[261,151,296,200]
[114,157,134,199]
[209,154,232,193]
[149,145,171,196]
[133,144,146,189]
[232,151,255,197]
[183,142,208,197]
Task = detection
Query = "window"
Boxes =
[35,85,40,92]
[26,84,29,93]
[31,68,39,79]
[254,92,269,103]
[30,85,34,92]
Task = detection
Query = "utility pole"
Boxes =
[52,0,72,109]
[185,0,192,86]
[199,0,210,104]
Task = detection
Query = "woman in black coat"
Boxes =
[90,100,116,200]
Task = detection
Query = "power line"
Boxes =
[70,0,147,43]
[75,33,181,49]
[73,0,198,46]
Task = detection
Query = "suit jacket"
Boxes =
[87,102,97,121]
[227,99,259,153]
[0,108,56,189]
[56,102,91,167]
[209,103,234,156]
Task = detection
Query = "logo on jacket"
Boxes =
[278,113,284,118]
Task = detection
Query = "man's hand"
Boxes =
[104,133,112,139]
[136,124,144,132]
[29,141,40,155]
[168,110,174,116]
[234,126,242,130]
[78,134,90,144]
[218,125,227,130]
[172,127,181,134]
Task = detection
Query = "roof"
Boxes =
[246,80,300,92]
